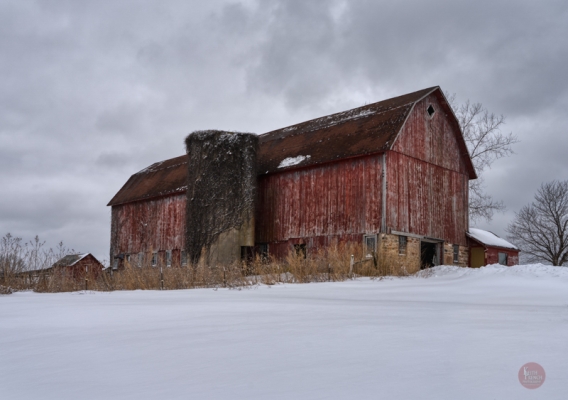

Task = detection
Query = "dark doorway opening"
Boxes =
[241,246,254,263]
[420,241,439,270]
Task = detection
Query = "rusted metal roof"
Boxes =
[108,86,473,206]
[258,86,437,173]
[107,155,188,206]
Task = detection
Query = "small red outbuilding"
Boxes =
[50,253,104,278]
[467,228,520,267]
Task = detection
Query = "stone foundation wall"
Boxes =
[377,234,421,275]
[458,245,469,267]
[377,234,469,273]
[442,242,469,267]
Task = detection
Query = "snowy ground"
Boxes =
[1,264,567,399]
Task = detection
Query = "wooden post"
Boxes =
[85,266,88,291]
[328,264,331,281]
[349,255,354,279]
[223,267,226,288]
[160,266,164,290]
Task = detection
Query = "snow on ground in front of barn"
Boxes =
[1,264,568,399]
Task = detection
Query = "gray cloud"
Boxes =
[1,0,567,261]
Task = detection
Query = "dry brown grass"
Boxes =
[3,240,411,293]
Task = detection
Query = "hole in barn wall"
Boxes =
[427,104,435,118]
[257,243,269,262]
[294,244,307,259]
[241,246,254,263]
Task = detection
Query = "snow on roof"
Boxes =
[278,155,311,169]
[52,253,90,268]
[467,228,518,250]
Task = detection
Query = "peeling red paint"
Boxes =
[110,194,186,257]
[255,155,383,258]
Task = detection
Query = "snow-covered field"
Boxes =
[1,264,567,399]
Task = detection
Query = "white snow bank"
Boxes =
[1,265,567,399]
[278,154,311,168]
[468,227,518,249]
[417,263,568,280]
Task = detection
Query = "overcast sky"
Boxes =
[1,0,567,263]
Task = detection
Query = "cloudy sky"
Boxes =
[1,0,567,263]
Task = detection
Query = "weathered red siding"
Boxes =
[64,256,104,278]
[386,151,469,245]
[486,247,519,266]
[387,94,470,246]
[392,94,470,176]
[110,193,186,257]
[256,154,383,258]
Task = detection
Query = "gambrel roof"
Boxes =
[108,86,476,206]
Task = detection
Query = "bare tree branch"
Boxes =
[507,180,568,266]
[445,92,519,222]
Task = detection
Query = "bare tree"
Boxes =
[0,234,26,284]
[507,180,568,266]
[446,94,519,222]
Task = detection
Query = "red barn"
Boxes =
[109,86,478,272]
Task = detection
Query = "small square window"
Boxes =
[364,235,377,258]
[151,252,157,267]
[498,252,508,266]
[125,254,130,264]
[166,250,172,267]
[398,236,407,255]
[138,252,144,267]
[453,245,459,264]
[112,258,119,270]
[181,250,187,266]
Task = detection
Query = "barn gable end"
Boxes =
[391,90,475,177]
[385,90,474,246]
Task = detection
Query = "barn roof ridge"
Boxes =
[134,155,188,175]
[256,86,440,173]
[259,86,439,143]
